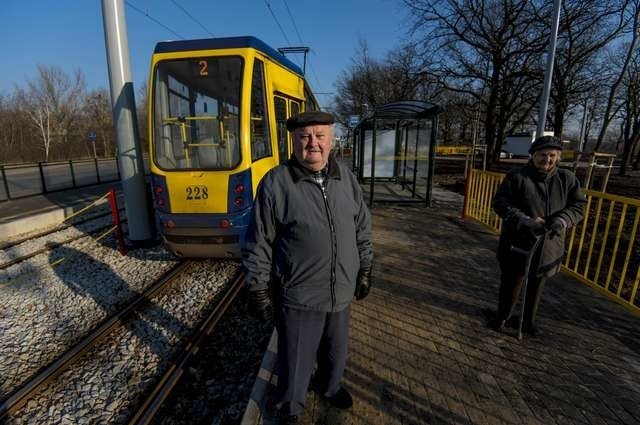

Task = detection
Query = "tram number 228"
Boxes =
[186,185,208,200]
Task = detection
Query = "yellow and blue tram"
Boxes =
[148,36,319,257]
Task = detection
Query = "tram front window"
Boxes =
[153,56,242,170]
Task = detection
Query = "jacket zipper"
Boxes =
[320,183,337,310]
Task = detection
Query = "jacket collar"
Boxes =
[288,154,342,182]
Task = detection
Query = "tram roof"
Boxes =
[153,36,304,76]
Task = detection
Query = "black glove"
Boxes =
[354,267,372,300]
[518,215,544,232]
[517,215,545,234]
[249,288,273,320]
[548,216,567,238]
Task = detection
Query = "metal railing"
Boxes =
[0,156,150,202]
[435,146,473,155]
[463,168,640,315]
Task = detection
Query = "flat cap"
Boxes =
[286,111,335,131]
[529,135,563,154]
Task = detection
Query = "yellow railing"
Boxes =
[436,146,473,155]
[463,168,640,315]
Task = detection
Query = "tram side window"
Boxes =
[250,59,272,162]
[274,96,288,163]
[289,100,300,158]
[303,85,319,112]
[290,101,300,117]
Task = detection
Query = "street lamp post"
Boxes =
[536,0,562,138]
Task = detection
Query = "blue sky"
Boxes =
[0,0,412,109]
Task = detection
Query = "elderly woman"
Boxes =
[491,136,586,336]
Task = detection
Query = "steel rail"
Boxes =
[0,261,191,419]
[129,270,245,425]
[0,210,121,251]
[0,220,128,270]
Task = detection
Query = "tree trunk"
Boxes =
[594,6,639,150]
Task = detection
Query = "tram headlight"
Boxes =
[219,219,230,228]
[234,183,245,193]
[166,220,176,229]
[233,196,244,207]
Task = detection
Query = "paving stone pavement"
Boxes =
[248,187,640,425]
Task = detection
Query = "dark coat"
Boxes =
[242,155,373,312]
[493,163,586,277]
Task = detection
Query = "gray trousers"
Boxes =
[274,305,350,415]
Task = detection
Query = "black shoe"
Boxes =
[506,316,520,329]
[488,318,506,332]
[324,387,353,409]
[276,413,298,424]
[270,401,299,424]
[522,323,541,336]
[308,374,323,393]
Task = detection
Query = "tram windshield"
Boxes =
[152,56,242,170]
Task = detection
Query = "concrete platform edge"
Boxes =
[240,329,278,425]
[0,198,109,240]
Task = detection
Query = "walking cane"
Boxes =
[510,232,545,340]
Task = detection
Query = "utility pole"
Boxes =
[536,0,562,138]
[579,100,589,152]
[101,0,153,245]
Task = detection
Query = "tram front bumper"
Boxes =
[161,227,244,258]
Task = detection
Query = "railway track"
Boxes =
[0,221,123,271]
[0,206,128,285]
[0,260,244,424]
[0,210,118,251]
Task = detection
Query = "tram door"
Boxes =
[274,96,301,163]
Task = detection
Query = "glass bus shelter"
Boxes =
[351,100,443,207]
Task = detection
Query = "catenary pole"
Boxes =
[579,100,589,152]
[101,0,153,244]
[536,0,562,138]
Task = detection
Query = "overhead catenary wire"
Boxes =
[127,0,329,106]
[281,0,304,45]
[169,0,215,37]
[125,0,185,39]
[279,0,325,101]
[263,0,291,45]
[306,55,324,95]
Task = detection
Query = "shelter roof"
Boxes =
[373,100,443,119]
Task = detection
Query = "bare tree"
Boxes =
[83,89,114,157]
[333,40,386,124]
[15,65,86,161]
[0,94,16,161]
[619,50,640,174]
[332,40,432,127]
[403,0,549,163]
[594,0,640,151]
[548,0,630,138]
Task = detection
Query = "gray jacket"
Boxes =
[494,163,585,277]
[242,155,373,312]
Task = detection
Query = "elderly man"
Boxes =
[242,111,373,423]
[491,135,585,336]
